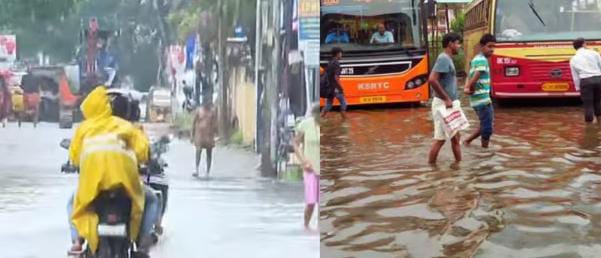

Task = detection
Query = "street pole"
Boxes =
[217,0,227,143]
[254,0,262,153]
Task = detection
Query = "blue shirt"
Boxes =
[432,53,458,101]
[370,31,394,44]
[325,32,350,44]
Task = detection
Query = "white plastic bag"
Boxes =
[436,106,470,138]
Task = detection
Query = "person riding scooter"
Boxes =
[66,86,157,258]
[182,82,196,113]
[108,89,165,238]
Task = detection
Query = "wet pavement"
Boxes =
[320,99,601,258]
[0,123,319,258]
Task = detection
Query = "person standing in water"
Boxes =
[428,33,463,164]
[294,103,321,230]
[464,34,496,148]
[570,38,601,124]
[192,102,218,177]
[321,47,348,121]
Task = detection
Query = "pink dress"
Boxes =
[304,170,319,205]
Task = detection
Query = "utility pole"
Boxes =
[217,0,228,143]
[254,0,262,153]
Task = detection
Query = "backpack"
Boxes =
[320,72,334,99]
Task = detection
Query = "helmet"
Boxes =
[107,88,140,122]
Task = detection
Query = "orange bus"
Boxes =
[464,0,601,99]
[320,0,430,106]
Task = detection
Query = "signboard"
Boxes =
[298,0,320,42]
[0,35,17,63]
[303,41,320,66]
[298,0,320,66]
[167,45,186,71]
[321,0,340,6]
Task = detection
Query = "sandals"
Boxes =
[67,245,83,256]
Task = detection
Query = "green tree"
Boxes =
[451,12,465,35]
[0,0,81,27]
[0,0,173,91]
[168,0,256,44]
[0,0,83,61]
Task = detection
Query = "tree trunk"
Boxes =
[153,0,170,87]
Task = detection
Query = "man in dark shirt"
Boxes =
[321,47,347,120]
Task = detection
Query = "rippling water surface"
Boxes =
[321,100,601,258]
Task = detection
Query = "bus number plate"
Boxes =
[341,68,354,75]
[360,96,387,104]
[542,83,569,92]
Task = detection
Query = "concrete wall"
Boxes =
[229,66,257,146]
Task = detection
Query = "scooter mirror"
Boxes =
[60,138,71,150]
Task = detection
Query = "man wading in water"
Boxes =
[428,33,463,165]
[192,102,218,177]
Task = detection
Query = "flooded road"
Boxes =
[0,123,319,258]
[320,100,601,258]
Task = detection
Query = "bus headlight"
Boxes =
[406,75,428,90]
[505,67,520,77]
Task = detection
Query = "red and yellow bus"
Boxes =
[464,0,601,99]
[320,0,430,106]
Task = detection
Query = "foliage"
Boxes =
[0,0,81,27]
[167,0,256,44]
[451,12,465,35]
[230,128,244,145]
[0,0,83,61]
[174,111,194,133]
[1,0,171,91]
[1,0,257,91]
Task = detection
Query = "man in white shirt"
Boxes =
[370,23,394,44]
[570,38,601,123]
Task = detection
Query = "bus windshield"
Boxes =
[495,0,601,42]
[320,0,425,52]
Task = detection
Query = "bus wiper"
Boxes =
[412,0,417,26]
[528,0,546,26]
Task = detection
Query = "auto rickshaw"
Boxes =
[147,86,172,123]
[19,73,41,127]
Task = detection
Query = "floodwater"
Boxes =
[320,99,601,258]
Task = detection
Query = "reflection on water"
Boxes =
[321,102,601,258]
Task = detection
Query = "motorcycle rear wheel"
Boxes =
[95,239,130,258]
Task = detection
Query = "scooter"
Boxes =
[60,135,172,247]
[140,135,171,243]
[182,86,197,113]
[60,139,137,258]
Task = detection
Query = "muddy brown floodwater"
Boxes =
[320,100,601,258]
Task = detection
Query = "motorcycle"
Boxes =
[60,135,172,255]
[275,97,296,175]
[182,97,196,113]
[182,86,197,113]
[140,135,171,243]
[60,139,137,258]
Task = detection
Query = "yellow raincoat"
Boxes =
[68,87,149,253]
